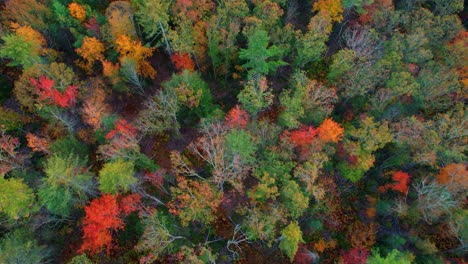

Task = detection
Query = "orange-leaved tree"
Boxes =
[313,0,343,23]
[317,118,344,143]
[68,2,86,22]
[75,36,105,73]
[115,35,156,79]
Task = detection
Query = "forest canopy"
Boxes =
[0,0,466,263]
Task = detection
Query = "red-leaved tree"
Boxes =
[391,171,410,194]
[79,194,141,255]
[171,52,195,72]
[342,248,369,264]
[30,75,78,108]
[288,125,318,147]
[225,105,249,129]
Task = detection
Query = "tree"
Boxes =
[81,80,110,129]
[339,116,393,182]
[414,178,457,224]
[243,206,283,247]
[105,1,137,40]
[136,87,180,135]
[279,221,304,262]
[312,0,343,23]
[436,163,467,197]
[136,210,184,262]
[391,171,410,194]
[0,177,36,220]
[224,129,257,164]
[26,133,50,154]
[75,36,105,73]
[367,249,412,264]
[280,180,309,219]
[0,34,40,69]
[0,228,49,264]
[2,0,50,31]
[317,118,344,143]
[239,29,286,79]
[68,2,87,22]
[115,34,156,79]
[79,194,123,255]
[30,75,78,108]
[279,72,337,128]
[225,105,249,129]
[238,77,273,116]
[99,159,136,194]
[168,176,222,226]
[38,154,94,217]
[171,52,195,72]
[294,14,331,67]
[0,131,25,175]
[133,0,171,52]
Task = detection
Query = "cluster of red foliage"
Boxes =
[225,105,249,129]
[105,119,137,140]
[171,52,195,72]
[84,16,101,37]
[143,169,165,189]
[341,248,370,264]
[80,194,141,255]
[379,171,410,194]
[293,243,316,264]
[30,75,78,108]
[287,125,318,147]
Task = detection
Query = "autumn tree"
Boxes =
[115,34,156,79]
[105,1,137,41]
[225,105,249,129]
[239,29,286,79]
[133,0,171,52]
[280,180,309,219]
[436,163,467,199]
[168,176,222,226]
[38,154,94,217]
[279,221,304,261]
[26,133,50,154]
[294,14,331,68]
[75,36,105,73]
[171,52,195,72]
[317,118,344,143]
[0,177,36,220]
[81,79,110,129]
[0,131,25,175]
[79,194,123,255]
[136,210,185,262]
[99,159,136,194]
[2,0,50,31]
[338,116,393,182]
[312,0,343,23]
[30,75,78,108]
[68,2,87,22]
[238,76,274,116]
[279,71,337,128]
